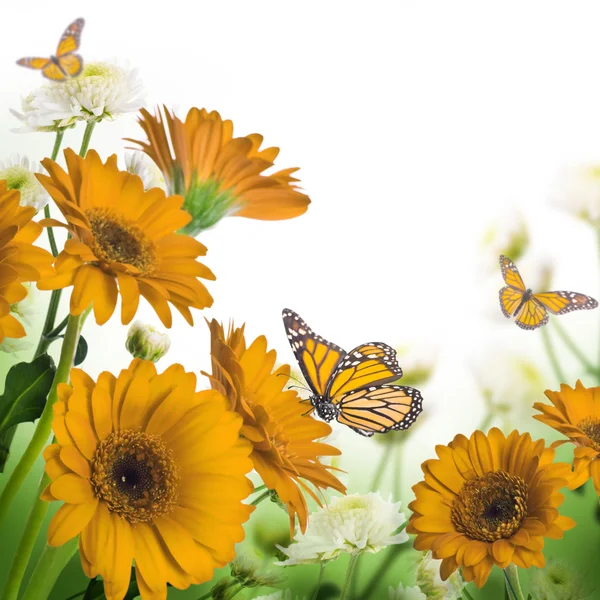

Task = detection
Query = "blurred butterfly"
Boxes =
[282,308,423,437]
[499,254,598,330]
[16,18,85,81]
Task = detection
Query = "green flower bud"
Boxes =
[529,559,587,600]
[125,321,170,363]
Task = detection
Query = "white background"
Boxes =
[2,1,600,491]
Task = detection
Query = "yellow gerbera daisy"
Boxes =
[534,380,600,492]
[128,107,311,235]
[205,320,346,533]
[406,428,575,588]
[0,180,54,343]
[35,149,215,327]
[42,358,254,600]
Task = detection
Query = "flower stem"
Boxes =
[44,129,65,257]
[552,319,599,376]
[311,563,326,600]
[504,564,526,600]
[541,326,567,383]
[79,121,96,158]
[462,587,476,600]
[370,445,392,492]
[251,490,272,506]
[0,313,85,535]
[339,554,360,600]
[393,440,404,501]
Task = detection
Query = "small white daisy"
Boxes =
[415,552,466,600]
[388,583,426,600]
[276,493,409,565]
[0,155,50,211]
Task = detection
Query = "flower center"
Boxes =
[578,417,600,451]
[86,207,156,274]
[451,471,528,542]
[90,429,179,523]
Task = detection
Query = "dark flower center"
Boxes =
[90,429,179,523]
[451,470,529,542]
[86,207,156,275]
[578,417,600,451]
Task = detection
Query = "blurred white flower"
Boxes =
[388,583,426,600]
[11,61,145,132]
[480,209,530,272]
[553,163,600,227]
[529,559,586,600]
[0,285,38,354]
[125,321,170,363]
[0,155,50,210]
[252,591,305,600]
[415,551,466,600]
[125,151,165,191]
[276,493,408,565]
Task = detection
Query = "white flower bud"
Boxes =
[125,321,170,363]
[415,551,465,600]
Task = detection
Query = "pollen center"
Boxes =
[578,417,600,451]
[86,207,156,275]
[90,429,179,523]
[451,471,528,542]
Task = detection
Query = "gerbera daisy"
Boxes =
[128,107,311,235]
[406,428,575,588]
[36,148,215,326]
[41,358,254,600]
[534,380,600,492]
[0,181,54,344]
[205,320,345,533]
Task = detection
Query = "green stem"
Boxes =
[393,441,404,500]
[360,544,407,600]
[311,563,326,600]
[44,129,65,258]
[552,319,598,376]
[0,313,85,552]
[79,121,96,158]
[20,535,78,600]
[369,444,392,492]
[34,288,62,357]
[46,314,70,340]
[339,554,360,600]
[504,564,526,600]
[251,490,271,506]
[541,327,567,383]
[462,587,476,600]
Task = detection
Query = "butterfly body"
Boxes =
[17,18,85,81]
[498,255,598,330]
[282,308,423,436]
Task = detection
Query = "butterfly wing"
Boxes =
[326,342,403,399]
[499,255,527,291]
[56,54,83,77]
[16,57,51,70]
[336,385,423,436]
[499,286,525,318]
[39,62,67,81]
[56,18,85,57]
[533,291,599,315]
[282,308,346,396]
[514,297,549,330]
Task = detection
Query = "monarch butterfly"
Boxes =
[17,18,85,81]
[282,308,423,437]
[499,255,598,330]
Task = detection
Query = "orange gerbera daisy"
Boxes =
[534,380,600,492]
[205,320,346,533]
[36,149,214,326]
[128,107,310,235]
[42,358,254,600]
[407,428,575,588]
[0,180,54,343]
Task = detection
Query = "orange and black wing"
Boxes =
[499,255,527,291]
[55,54,83,78]
[16,57,51,71]
[514,297,549,330]
[499,286,525,319]
[336,385,423,437]
[533,291,598,315]
[282,308,345,396]
[56,18,85,57]
[327,342,403,400]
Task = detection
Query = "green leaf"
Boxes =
[0,354,56,471]
[74,335,88,366]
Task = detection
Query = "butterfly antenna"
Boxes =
[276,372,311,393]
[301,407,314,417]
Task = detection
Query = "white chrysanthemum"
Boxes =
[528,559,586,600]
[276,493,409,565]
[415,552,465,600]
[11,61,145,132]
[125,151,165,191]
[0,285,38,354]
[0,155,50,210]
[388,583,426,600]
[479,209,530,273]
[125,320,170,363]
[553,164,600,226]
